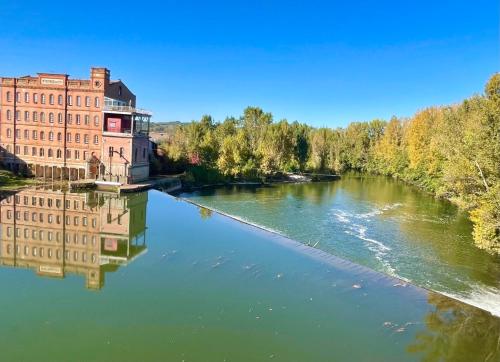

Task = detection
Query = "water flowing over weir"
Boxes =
[179,174,500,318]
[1,186,499,361]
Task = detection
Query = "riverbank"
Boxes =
[176,170,341,193]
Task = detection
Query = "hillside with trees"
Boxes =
[156,74,500,253]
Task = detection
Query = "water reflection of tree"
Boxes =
[407,293,500,361]
[199,207,213,220]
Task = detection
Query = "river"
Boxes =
[0,185,499,361]
[181,173,500,317]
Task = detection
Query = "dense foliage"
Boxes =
[158,75,500,253]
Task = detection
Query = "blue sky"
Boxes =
[0,0,498,127]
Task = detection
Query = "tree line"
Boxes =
[156,75,500,253]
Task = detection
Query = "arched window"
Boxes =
[93,135,99,144]
[24,130,29,139]
[24,92,29,103]
[75,133,80,143]
[56,149,62,158]
[49,131,54,141]
[39,148,44,157]
[6,91,11,102]
[32,147,36,156]
[94,115,99,126]
[57,132,62,142]
[33,111,38,122]
[58,95,63,105]
[40,112,45,122]
[66,133,71,142]
[41,94,46,104]
[85,96,90,107]
[32,130,38,140]
[76,96,81,106]
[6,129,12,138]
[49,113,54,123]
[58,113,63,124]
[48,149,53,158]
[40,131,45,140]
[84,134,89,144]
[6,110,11,120]
[24,111,29,121]
[84,115,89,125]
[95,97,100,108]
[49,94,54,105]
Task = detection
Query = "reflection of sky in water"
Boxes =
[182,175,500,316]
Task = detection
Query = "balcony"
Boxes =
[103,113,151,137]
[103,105,152,116]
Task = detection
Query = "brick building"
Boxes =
[0,68,151,184]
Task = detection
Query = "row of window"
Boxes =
[4,194,90,210]
[5,91,100,108]
[6,129,99,145]
[5,110,100,126]
[4,242,98,264]
[5,209,97,228]
[5,145,92,160]
[6,228,98,245]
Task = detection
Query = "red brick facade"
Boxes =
[0,68,151,183]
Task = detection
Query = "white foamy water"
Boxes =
[332,207,396,276]
[331,204,500,317]
[442,285,500,317]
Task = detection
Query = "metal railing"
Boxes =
[103,105,152,116]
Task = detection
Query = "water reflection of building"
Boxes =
[0,187,147,290]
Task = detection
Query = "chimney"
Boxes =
[90,67,110,91]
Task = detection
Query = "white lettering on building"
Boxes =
[41,78,64,86]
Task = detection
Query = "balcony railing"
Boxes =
[103,105,152,116]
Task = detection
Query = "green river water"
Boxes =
[0,183,499,361]
[181,174,500,317]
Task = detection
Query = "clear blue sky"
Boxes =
[0,1,498,127]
